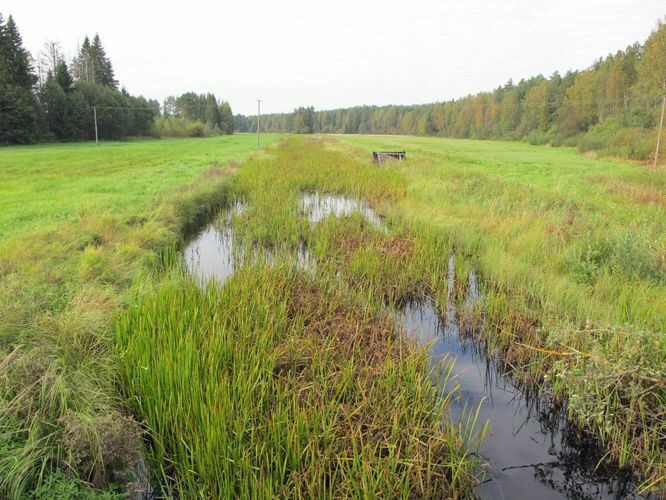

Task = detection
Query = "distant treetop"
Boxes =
[71,34,117,89]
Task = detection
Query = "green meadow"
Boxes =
[0,134,664,497]
[0,135,279,497]
[0,136,281,239]
[337,135,665,331]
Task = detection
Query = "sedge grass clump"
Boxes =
[310,215,454,307]
[117,267,479,498]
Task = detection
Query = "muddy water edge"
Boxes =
[182,194,643,499]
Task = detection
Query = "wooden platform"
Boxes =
[373,151,406,164]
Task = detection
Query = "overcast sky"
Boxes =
[4,1,664,115]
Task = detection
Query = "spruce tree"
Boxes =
[55,60,72,91]
[91,34,116,88]
[72,35,116,88]
[0,15,36,88]
[0,14,7,83]
[40,71,67,138]
[0,13,39,143]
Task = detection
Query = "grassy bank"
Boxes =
[336,134,665,490]
[0,134,280,496]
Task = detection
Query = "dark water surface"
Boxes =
[184,193,382,285]
[398,256,639,499]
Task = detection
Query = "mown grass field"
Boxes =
[0,133,664,497]
[0,136,282,239]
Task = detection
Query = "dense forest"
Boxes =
[0,14,234,144]
[236,20,666,161]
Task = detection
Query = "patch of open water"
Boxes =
[300,191,384,229]
[398,255,639,499]
[183,201,315,285]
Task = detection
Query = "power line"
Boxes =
[92,106,157,110]
[91,104,229,111]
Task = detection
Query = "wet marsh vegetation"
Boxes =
[121,136,664,497]
[0,134,664,497]
[117,140,484,497]
[336,135,666,494]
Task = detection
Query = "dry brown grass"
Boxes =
[590,176,665,206]
[286,278,396,366]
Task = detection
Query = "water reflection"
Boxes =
[300,191,384,229]
[398,257,638,500]
[183,202,315,286]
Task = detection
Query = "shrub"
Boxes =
[577,118,659,161]
[525,129,553,145]
[606,127,654,160]
[154,116,217,138]
[578,119,621,153]
[566,228,664,284]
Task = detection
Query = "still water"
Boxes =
[398,256,638,499]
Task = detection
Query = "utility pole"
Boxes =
[93,106,99,145]
[257,99,262,150]
[654,95,665,168]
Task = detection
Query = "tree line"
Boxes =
[236,20,666,161]
[0,13,234,144]
[157,92,234,137]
